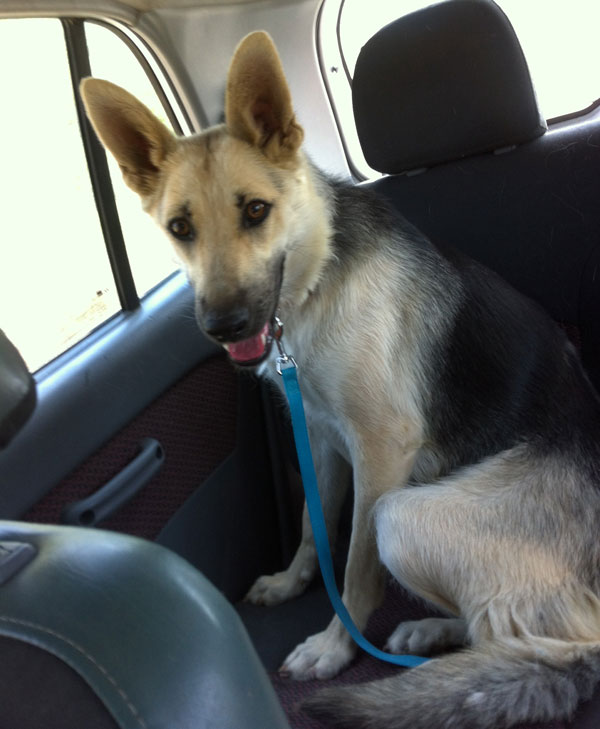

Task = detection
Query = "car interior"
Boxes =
[0,0,599,727]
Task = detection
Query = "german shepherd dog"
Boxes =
[81,31,600,729]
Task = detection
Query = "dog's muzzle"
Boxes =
[223,322,273,366]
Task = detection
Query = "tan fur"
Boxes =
[80,78,175,197]
[376,448,600,649]
[225,31,304,161]
[81,31,600,725]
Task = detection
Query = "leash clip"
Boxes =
[273,316,297,375]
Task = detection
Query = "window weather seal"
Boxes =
[61,17,139,312]
[87,18,194,136]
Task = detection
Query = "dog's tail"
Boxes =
[303,639,600,729]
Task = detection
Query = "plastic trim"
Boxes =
[63,17,140,312]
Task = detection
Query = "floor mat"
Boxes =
[241,580,600,729]
[269,582,436,729]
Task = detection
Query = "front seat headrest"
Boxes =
[352,0,547,174]
[0,330,36,448]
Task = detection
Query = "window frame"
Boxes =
[0,13,198,374]
[317,0,371,180]
[63,17,140,312]
[63,17,197,315]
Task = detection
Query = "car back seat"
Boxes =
[355,0,600,392]
[267,2,600,726]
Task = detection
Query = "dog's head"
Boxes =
[80,31,328,367]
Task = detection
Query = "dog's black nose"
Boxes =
[202,307,250,342]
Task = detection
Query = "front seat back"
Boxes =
[0,333,289,728]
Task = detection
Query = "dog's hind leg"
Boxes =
[304,450,600,728]
[375,448,600,650]
[245,434,351,606]
[377,480,471,657]
[385,617,468,655]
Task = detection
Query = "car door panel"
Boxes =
[21,351,237,539]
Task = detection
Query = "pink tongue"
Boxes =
[226,323,269,363]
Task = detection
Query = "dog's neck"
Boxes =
[275,155,337,318]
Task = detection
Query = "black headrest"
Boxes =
[0,330,36,448]
[352,0,547,174]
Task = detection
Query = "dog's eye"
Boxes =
[244,200,271,227]
[168,217,194,241]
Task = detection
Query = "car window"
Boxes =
[85,21,182,298]
[0,18,121,372]
[0,17,184,372]
[320,0,600,179]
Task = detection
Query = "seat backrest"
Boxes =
[353,0,600,392]
[0,521,290,729]
[0,329,36,448]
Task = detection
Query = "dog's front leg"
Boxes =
[280,488,385,679]
[281,430,419,680]
[245,432,351,607]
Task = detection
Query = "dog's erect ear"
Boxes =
[225,31,304,163]
[79,78,176,198]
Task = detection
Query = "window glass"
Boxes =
[85,21,180,298]
[494,0,599,120]
[339,0,599,121]
[0,18,120,372]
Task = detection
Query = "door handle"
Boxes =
[61,438,165,527]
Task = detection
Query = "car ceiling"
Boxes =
[1,0,302,12]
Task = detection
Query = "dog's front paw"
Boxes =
[385,617,468,655]
[245,571,309,606]
[280,624,356,680]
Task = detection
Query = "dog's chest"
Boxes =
[264,351,353,463]
[297,374,353,461]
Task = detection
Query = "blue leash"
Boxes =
[275,325,429,668]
